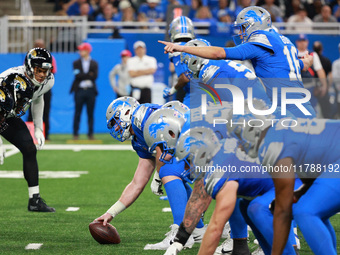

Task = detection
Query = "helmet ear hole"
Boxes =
[169,130,175,138]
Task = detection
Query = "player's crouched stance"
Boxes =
[94,97,203,250]
[227,100,340,255]
[0,48,55,212]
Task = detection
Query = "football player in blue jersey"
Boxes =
[163,16,195,106]
[165,126,300,255]
[227,100,340,255]
[94,97,205,250]
[159,7,315,118]
[147,103,258,255]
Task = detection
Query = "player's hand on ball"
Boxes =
[95,212,113,226]
[34,128,45,150]
[151,171,163,196]
[164,242,183,255]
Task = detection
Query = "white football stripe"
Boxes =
[25,243,43,250]
[66,207,80,212]
[0,171,88,179]
[162,207,172,212]
[3,144,133,151]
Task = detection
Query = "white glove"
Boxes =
[0,137,4,165]
[164,242,183,255]
[34,128,45,150]
[151,171,163,196]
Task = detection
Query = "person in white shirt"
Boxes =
[127,41,157,104]
[0,47,55,212]
[109,49,132,98]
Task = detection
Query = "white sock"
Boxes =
[28,186,39,198]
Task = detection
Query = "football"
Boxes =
[89,221,121,244]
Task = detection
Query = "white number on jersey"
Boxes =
[283,46,302,81]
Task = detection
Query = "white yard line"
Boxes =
[25,243,43,250]
[66,207,80,212]
[3,144,133,151]
[0,171,88,179]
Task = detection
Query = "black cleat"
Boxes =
[28,194,55,212]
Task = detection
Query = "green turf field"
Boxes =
[0,137,339,254]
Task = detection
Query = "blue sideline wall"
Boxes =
[0,34,339,134]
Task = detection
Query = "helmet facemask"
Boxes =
[106,96,139,142]
[24,48,53,87]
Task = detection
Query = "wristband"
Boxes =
[106,201,126,217]
[174,223,191,246]
[170,86,177,95]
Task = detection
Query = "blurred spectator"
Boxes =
[313,5,337,22]
[287,7,313,32]
[127,41,157,104]
[193,6,217,24]
[296,34,328,116]
[332,43,340,116]
[95,3,119,23]
[215,0,235,21]
[118,1,136,22]
[305,0,323,19]
[91,0,109,19]
[188,0,202,20]
[218,9,233,23]
[109,50,132,98]
[137,13,149,29]
[261,0,284,21]
[79,2,95,20]
[333,0,340,21]
[28,39,57,141]
[139,0,165,22]
[70,42,98,140]
[234,0,254,16]
[66,0,94,16]
[313,41,333,118]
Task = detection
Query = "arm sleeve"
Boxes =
[223,43,266,61]
[31,95,44,131]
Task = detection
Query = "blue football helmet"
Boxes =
[161,100,189,115]
[226,99,272,158]
[144,108,186,163]
[175,127,221,183]
[233,6,272,44]
[106,96,140,142]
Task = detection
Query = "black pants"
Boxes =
[1,117,38,187]
[73,88,96,136]
[28,90,52,140]
[130,86,151,104]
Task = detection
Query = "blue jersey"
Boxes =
[131,103,161,159]
[169,42,190,95]
[204,143,274,199]
[197,59,271,105]
[223,29,315,117]
[259,118,340,178]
